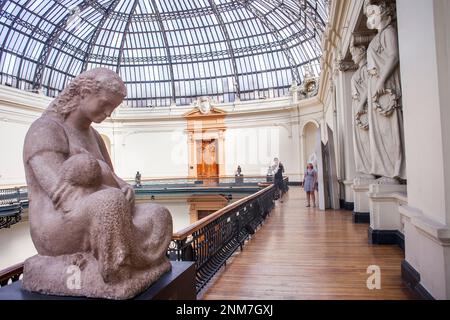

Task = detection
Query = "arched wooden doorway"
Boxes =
[184,106,227,181]
[301,121,320,171]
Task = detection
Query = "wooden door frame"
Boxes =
[196,138,219,179]
[184,106,227,179]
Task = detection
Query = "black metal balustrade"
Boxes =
[169,178,287,293]
[0,187,27,229]
[0,263,23,288]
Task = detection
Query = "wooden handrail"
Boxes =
[129,175,272,183]
[0,185,27,190]
[0,262,24,286]
[171,179,286,240]
[0,175,269,190]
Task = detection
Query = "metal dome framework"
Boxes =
[0,0,328,108]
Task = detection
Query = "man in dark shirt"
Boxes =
[273,158,285,202]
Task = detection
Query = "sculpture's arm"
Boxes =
[93,129,135,205]
[112,171,135,205]
[376,27,400,95]
[352,72,368,115]
[23,118,87,211]
[357,89,369,114]
[28,151,66,199]
[24,118,69,198]
[28,151,90,212]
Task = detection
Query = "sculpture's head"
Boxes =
[364,1,393,30]
[350,43,367,65]
[60,153,102,188]
[48,68,127,122]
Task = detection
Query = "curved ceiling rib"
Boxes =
[0,0,327,107]
[81,0,122,72]
[0,0,33,65]
[264,0,323,75]
[116,0,139,74]
[149,0,176,104]
[32,0,92,90]
[236,0,302,84]
[208,0,241,99]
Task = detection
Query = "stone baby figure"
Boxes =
[52,153,103,213]
[22,68,173,299]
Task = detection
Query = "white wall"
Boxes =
[0,87,49,186]
[397,0,450,299]
[0,85,323,186]
[113,130,189,179]
[0,121,28,185]
[0,220,37,270]
[304,122,319,169]
[398,0,449,225]
[224,119,301,180]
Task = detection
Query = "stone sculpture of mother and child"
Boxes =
[22,68,173,299]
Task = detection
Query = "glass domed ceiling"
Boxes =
[0,0,328,107]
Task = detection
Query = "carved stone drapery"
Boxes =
[336,59,358,72]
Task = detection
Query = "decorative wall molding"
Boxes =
[336,59,358,72]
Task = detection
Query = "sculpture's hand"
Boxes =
[121,184,135,207]
[51,181,83,213]
[374,79,385,98]
[356,105,365,117]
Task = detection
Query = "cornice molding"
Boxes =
[318,0,365,104]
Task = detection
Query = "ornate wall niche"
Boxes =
[184,101,227,180]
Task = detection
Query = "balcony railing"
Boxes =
[0,178,288,293]
[0,263,23,287]
[168,178,287,293]
[0,187,27,229]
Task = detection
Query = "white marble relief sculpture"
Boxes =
[350,41,374,179]
[365,0,406,183]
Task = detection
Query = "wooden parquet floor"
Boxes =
[201,187,417,300]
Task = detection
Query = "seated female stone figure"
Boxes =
[22,68,173,299]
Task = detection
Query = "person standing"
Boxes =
[272,157,285,202]
[303,163,317,207]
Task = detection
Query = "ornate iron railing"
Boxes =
[168,178,287,293]
[0,263,23,288]
[0,178,288,292]
[0,187,27,229]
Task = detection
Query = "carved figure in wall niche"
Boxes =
[196,96,213,115]
[135,171,142,188]
[22,68,173,299]
[350,41,374,179]
[365,0,406,183]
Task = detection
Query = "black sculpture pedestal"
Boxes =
[0,261,196,300]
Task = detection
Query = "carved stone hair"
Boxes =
[350,35,368,58]
[350,43,366,58]
[364,0,395,18]
[47,68,127,119]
